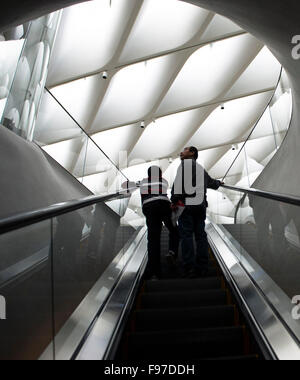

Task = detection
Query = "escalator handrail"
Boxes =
[221,184,300,207]
[45,88,130,182]
[0,187,137,235]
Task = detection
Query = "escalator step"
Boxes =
[140,289,228,309]
[134,305,235,331]
[145,277,222,293]
[161,257,217,268]
[200,267,219,277]
[127,326,244,360]
[159,267,219,278]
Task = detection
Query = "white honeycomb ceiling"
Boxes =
[35,0,284,198]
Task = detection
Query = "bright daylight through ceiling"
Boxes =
[31,0,291,226]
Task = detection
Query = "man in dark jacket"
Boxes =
[171,147,222,278]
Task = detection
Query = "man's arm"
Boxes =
[205,171,223,190]
[121,180,138,194]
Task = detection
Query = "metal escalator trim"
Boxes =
[214,223,300,342]
[75,230,148,360]
[39,226,146,361]
[207,222,300,361]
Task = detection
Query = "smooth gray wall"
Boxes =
[0,125,91,218]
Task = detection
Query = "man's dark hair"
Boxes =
[148,166,162,179]
[189,146,199,160]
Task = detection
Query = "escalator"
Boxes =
[0,186,299,361]
[86,185,299,361]
[118,229,260,361]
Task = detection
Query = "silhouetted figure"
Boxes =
[171,147,222,278]
[140,166,179,280]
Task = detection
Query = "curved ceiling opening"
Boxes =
[34,0,286,183]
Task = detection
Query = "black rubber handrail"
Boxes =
[221,184,300,207]
[0,187,137,235]
[1,182,300,236]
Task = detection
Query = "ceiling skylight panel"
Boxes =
[163,158,181,186]
[91,124,141,166]
[129,106,214,162]
[43,137,86,176]
[47,0,135,86]
[243,135,279,163]
[123,161,161,182]
[156,34,263,115]
[269,91,292,133]
[199,14,244,44]
[51,75,107,129]
[209,143,245,179]
[197,146,231,170]
[119,0,210,63]
[82,140,114,177]
[91,54,177,132]
[187,91,273,150]
[34,90,84,145]
[226,47,281,99]
[243,111,273,140]
[81,172,109,195]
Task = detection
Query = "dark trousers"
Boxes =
[143,200,179,278]
[178,205,209,273]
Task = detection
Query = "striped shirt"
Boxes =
[139,177,170,207]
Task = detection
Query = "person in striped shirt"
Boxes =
[125,166,179,280]
[140,166,179,280]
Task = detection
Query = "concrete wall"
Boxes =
[0,125,91,218]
